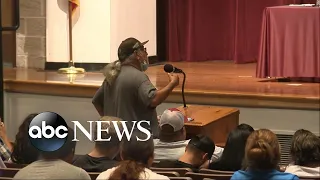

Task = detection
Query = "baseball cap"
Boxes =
[118,37,149,61]
[189,134,215,159]
[159,108,187,132]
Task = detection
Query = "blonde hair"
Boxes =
[245,129,280,170]
[94,116,124,147]
[103,60,121,86]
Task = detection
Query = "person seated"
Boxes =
[73,116,122,172]
[285,129,320,177]
[13,127,91,180]
[0,156,6,168]
[157,134,215,172]
[10,113,40,164]
[0,120,13,161]
[96,129,169,180]
[208,123,254,171]
[231,129,299,180]
[154,108,223,162]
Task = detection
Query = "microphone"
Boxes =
[164,64,184,73]
[163,64,187,108]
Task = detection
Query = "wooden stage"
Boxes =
[3,61,320,110]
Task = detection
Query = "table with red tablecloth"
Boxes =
[256,6,320,78]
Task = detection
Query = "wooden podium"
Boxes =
[177,105,239,147]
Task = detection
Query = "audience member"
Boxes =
[154,108,223,162]
[13,127,91,180]
[209,123,254,171]
[285,129,320,177]
[0,120,12,161]
[231,129,299,180]
[0,156,6,168]
[73,116,123,172]
[92,37,179,138]
[237,123,254,132]
[157,134,215,172]
[10,113,40,164]
[96,129,169,180]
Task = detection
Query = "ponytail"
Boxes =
[245,129,280,170]
[103,60,121,86]
[109,160,147,180]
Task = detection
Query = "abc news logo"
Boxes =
[28,112,152,152]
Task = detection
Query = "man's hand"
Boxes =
[167,73,180,87]
[149,73,180,108]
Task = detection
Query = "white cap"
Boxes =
[159,108,187,132]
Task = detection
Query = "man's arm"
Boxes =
[149,81,177,108]
[149,73,179,108]
[92,86,104,116]
[138,73,179,109]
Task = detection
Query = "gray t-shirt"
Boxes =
[93,65,159,137]
[13,159,91,180]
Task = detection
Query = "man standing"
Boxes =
[92,37,179,137]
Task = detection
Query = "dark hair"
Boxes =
[237,123,254,132]
[11,113,40,164]
[188,134,215,160]
[245,129,280,170]
[290,129,320,166]
[109,129,154,180]
[41,127,76,160]
[211,124,253,171]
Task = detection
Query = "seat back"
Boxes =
[0,168,19,178]
[88,172,100,180]
[154,171,180,177]
[200,169,234,174]
[185,172,232,180]
[169,177,193,180]
[0,177,13,180]
[4,162,26,169]
[150,167,193,176]
[299,177,320,180]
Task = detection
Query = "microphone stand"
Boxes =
[182,71,187,108]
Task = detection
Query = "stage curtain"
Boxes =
[164,0,314,63]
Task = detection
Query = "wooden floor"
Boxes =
[3,61,320,110]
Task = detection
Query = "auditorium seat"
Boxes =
[152,161,160,167]
[4,162,26,169]
[299,177,320,180]
[169,177,193,180]
[154,171,180,177]
[0,168,19,178]
[185,172,232,180]
[150,167,193,176]
[0,177,13,180]
[88,172,100,180]
[199,169,234,174]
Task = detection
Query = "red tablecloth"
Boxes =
[256,6,320,78]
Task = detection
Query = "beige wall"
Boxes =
[16,0,46,69]
[46,0,157,64]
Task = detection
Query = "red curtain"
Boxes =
[164,0,315,63]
